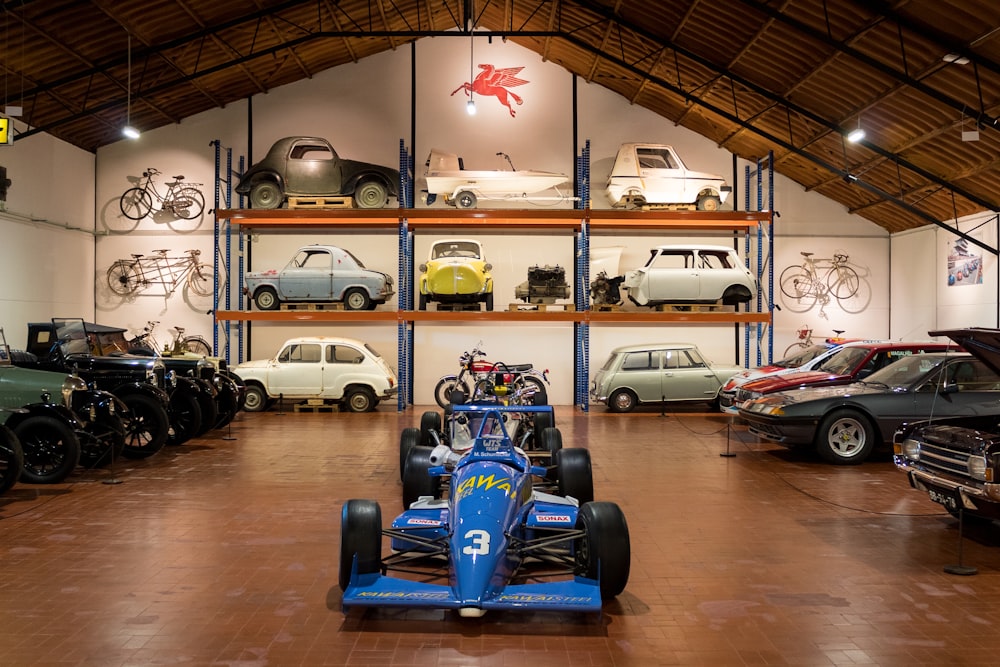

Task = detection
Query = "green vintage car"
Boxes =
[0,328,125,483]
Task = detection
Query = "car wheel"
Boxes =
[399,427,421,481]
[608,388,637,413]
[339,499,382,591]
[455,190,478,209]
[0,425,23,495]
[418,292,428,311]
[485,292,494,312]
[344,387,376,413]
[434,378,470,410]
[540,426,562,474]
[166,390,203,446]
[79,414,126,468]
[556,448,594,504]
[815,409,877,465]
[343,287,371,311]
[250,181,283,209]
[529,411,554,451]
[697,194,721,211]
[402,445,439,508]
[120,394,169,459]
[254,287,280,310]
[354,180,388,209]
[15,415,81,484]
[242,384,269,412]
[575,501,631,598]
[419,411,441,446]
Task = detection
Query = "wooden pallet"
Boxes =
[640,203,697,211]
[436,303,483,312]
[591,303,623,312]
[508,302,576,312]
[293,400,339,413]
[287,196,353,209]
[654,302,724,312]
[281,302,345,311]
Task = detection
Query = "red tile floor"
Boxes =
[2,405,999,666]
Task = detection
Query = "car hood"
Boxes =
[233,359,270,371]
[758,381,888,407]
[722,365,785,389]
[742,370,851,394]
[930,328,1000,376]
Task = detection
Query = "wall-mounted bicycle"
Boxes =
[127,320,212,356]
[119,167,205,221]
[779,251,861,317]
[106,249,213,298]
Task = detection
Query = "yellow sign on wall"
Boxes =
[0,118,9,144]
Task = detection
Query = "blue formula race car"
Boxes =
[340,404,630,616]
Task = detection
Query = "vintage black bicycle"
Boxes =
[119,167,205,220]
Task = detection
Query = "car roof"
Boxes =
[279,336,367,347]
[609,343,700,353]
[431,238,482,245]
[650,244,740,252]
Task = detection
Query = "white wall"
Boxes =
[0,127,96,347]
[1,35,959,404]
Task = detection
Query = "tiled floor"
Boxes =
[2,405,1000,666]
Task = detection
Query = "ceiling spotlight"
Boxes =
[943,53,970,65]
[122,125,140,139]
[467,99,476,115]
[846,127,866,143]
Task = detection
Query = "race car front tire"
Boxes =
[575,501,631,599]
[339,499,382,591]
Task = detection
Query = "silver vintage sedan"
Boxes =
[590,343,745,412]
[243,244,394,311]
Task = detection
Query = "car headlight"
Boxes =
[419,263,427,273]
[900,438,921,461]
[484,263,493,272]
[166,370,177,388]
[61,376,87,408]
[967,455,991,481]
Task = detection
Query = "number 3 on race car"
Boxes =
[463,529,491,555]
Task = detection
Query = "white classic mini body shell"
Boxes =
[605,143,731,209]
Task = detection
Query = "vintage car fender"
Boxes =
[108,381,172,409]
[3,402,82,431]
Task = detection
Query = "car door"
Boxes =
[267,342,324,396]
[634,146,683,203]
[663,347,722,401]
[283,138,343,195]
[321,343,366,398]
[279,248,334,299]
[644,249,700,301]
[328,247,362,300]
[615,350,662,403]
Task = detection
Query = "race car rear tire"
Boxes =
[339,499,382,591]
[399,427,420,482]
[402,446,439,508]
[576,501,631,598]
[419,411,441,446]
[540,426,562,477]
[555,447,594,504]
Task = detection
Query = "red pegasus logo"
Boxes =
[451,64,529,117]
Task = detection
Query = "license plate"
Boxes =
[926,488,959,511]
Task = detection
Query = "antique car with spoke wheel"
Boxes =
[235,136,399,209]
[234,336,397,413]
[0,421,24,495]
[1,328,125,481]
[342,404,629,616]
[19,319,175,459]
[740,350,1000,465]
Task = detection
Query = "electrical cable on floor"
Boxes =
[722,419,949,518]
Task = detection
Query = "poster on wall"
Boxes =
[946,238,983,286]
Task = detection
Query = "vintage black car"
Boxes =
[0,419,22,494]
[0,328,125,482]
[235,136,400,209]
[18,319,179,459]
[895,328,1000,522]
[82,322,243,431]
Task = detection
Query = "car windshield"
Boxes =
[432,241,480,259]
[814,346,870,375]
[774,344,830,368]
[863,355,947,388]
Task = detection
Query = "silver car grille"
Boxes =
[914,439,972,478]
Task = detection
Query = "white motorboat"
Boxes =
[423,149,571,208]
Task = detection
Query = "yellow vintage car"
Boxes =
[418,239,494,311]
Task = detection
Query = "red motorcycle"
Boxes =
[433,345,549,408]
